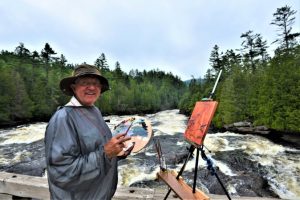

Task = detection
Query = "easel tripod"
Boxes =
[157,70,231,199]
[163,144,232,200]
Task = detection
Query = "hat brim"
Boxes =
[60,75,110,96]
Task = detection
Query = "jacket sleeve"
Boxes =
[45,109,113,191]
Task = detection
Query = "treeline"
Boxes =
[0,45,185,126]
[179,5,300,133]
[0,5,299,133]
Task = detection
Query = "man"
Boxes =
[44,64,133,200]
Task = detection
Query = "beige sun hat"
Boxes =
[59,64,110,96]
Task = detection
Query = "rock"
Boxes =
[165,152,189,165]
[0,140,46,177]
[236,127,254,133]
[222,122,273,136]
[211,150,279,198]
[233,121,252,127]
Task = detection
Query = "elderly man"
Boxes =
[45,64,133,200]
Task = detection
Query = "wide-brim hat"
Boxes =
[60,64,110,96]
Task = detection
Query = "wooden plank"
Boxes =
[113,186,154,199]
[0,193,12,200]
[153,188,183,200]
[0,172,50,200]
[157,170,210,200]
[0,172,280,200]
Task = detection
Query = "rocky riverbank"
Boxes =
[220,121,300,150]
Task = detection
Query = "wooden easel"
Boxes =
[157,169,209,200]
[157,143,231,200]
[156,100,218,200]
[157,70,231,200]
[157,101,231,200]
[157,144,210,200]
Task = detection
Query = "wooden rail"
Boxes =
[0,172,49,199]
[0,172,163,200]
[0,172,280,200]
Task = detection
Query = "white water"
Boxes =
[0,110,299,199]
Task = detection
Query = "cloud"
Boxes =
[0,0,299,80]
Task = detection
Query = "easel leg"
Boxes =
[164,145,195,200]
[200,148,232,200]
[192,148,200,193]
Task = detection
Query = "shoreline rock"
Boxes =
[219,121,300,150]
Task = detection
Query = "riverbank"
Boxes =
[218,121,300,150]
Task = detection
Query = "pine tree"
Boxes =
[95,53,110,72]
[41,43,56,83]
[271,5,300,54]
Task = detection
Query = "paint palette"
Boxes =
[112,117,152,156]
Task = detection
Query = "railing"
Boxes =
[0,172,280,200]
[0,171,163,200]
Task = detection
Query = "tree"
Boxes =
[221,49,242,75]
[95,53,110,72]
[209,45,223,73]
[271,5,300,53]
[31,51,40,60]
[113,61,126,81]
[59,54,67,66]
[9,71,33,120]
[15,42,30,57]
[240,30,261,71]
[255,34,269,62]
[41,43,56,63]
[41,43,56,83]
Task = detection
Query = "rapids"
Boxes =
[0,110,299,199]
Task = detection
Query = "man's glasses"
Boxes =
[75,79,101,87]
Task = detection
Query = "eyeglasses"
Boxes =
[75,79,101,87]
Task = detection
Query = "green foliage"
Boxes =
[253,48,300,132]
[180,5,300,133]
[271,5,300,52]
[0,47,186,125]
[0,5,299,134]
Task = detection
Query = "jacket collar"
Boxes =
[65,96,83,107]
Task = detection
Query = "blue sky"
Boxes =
[0,0,299,80]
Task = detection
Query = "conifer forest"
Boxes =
[0,5,299,133]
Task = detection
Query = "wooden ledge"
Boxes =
[157,170,210,200]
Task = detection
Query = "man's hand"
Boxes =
[118,142,135,160]
[104,132,131,159]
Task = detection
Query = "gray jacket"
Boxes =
[45,104,117,200]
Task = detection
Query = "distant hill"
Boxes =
[184,78,204,85]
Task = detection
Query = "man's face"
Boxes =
[71,76,101,106]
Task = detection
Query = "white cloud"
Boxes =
[0,0,299,80]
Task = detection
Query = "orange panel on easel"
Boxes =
[184,101,218,147]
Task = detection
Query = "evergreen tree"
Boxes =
[31,51,40,61]
[95,53,110,72]
[209,45,223,73]
[41,43,56,83]
[255,35,269,62]
[271,5,300,53]
[15,42,30,57]
[221,49,242,75]
[240,30,261,71]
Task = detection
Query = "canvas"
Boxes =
[184,101,218,146]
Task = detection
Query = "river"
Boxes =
[0,110,299,200]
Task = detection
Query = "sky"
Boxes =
[0,0,299,81]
